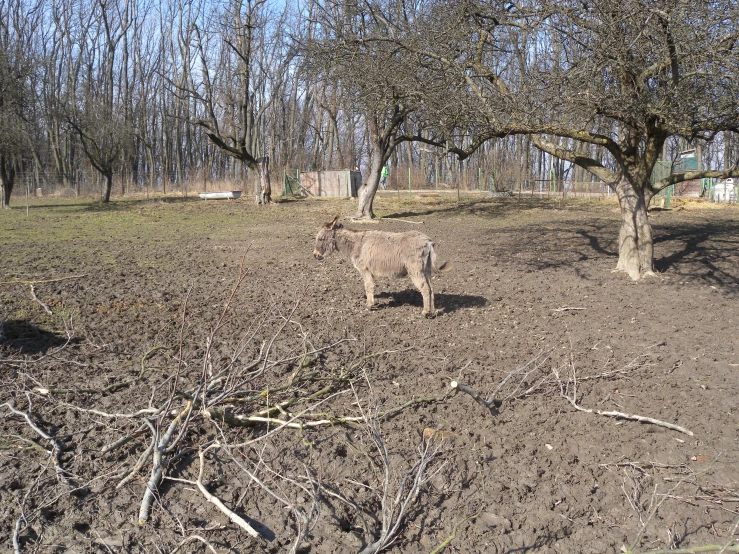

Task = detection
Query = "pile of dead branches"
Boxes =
[1,259,452,553]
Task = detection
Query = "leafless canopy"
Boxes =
[376,0,739,278]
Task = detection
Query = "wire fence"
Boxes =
[381,164,614,199]
[6,170,261,201]
[8,167,734,204]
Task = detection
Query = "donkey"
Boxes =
[313,216,451,316]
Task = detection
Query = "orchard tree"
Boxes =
[405,0,739,279]
[309,0,442,219]
[65,0,134,203]
[0,0,39,207]
[175,0,295,204]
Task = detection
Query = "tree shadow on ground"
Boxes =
[653,219,739,289]
[375,290,488,313]
[84,196,197,213]
[574,228,618,257]
[381,209,440,220]
[380,197,573,221]
[14,202,84,210]
[0,320,71,356]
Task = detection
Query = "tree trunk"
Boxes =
[0,155,16,208]
[0,154,15,208]
[614,178,655,280]
[102,172,113,203]
[355,145,385,219]
[256,156,271,204]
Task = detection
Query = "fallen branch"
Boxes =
[139,345,174,378]
[629,547,739,553]
[552,307,585,312]
[194,449,260,538]
[12,464,46,554]
[116,437,155,490]
[621,458,733,554]
[0,274,87,286]
[2,398,73,485]
[99,424,148,454]
[560,386,693,436]
[220,444,319,553]
[30,284,52,315]
[206,393,449,429]
[138,400,194,524]
[428,511,480,554]
[378,393,451,420]
[449,381,501,417]
[555,363,693,436]
[311,419,441,554]
[378,217,423,224]
[167,449,260,538]
[34,378,136,397]
[205,408,364,428]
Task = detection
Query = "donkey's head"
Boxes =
[313,216,342,260]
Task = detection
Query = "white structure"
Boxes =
[714,179,736,203]
[199,191,242,200]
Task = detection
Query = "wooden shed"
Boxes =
[300,170,361,198]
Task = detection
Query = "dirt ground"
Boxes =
[1,194,738,554]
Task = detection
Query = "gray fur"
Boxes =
[313,216,451,316]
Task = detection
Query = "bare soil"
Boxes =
[1,195,738,554]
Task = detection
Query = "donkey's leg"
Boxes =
[428,275,435,314]
[425,272,436,315]
[410,272,433,316]
[361,271,376,309]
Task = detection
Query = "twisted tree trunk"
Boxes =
[0,154,16,208]
[255,156,271,204]
[614,177,655,280]
[356,145,385,219]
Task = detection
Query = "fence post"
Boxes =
[549,169,555,197]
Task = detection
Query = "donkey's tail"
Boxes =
[429,242,453,273]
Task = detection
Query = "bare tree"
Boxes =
[175,0,296,204]
[63,0,133,202]
[402,0,739,279]
[0,0,39,207]
[308,0,443,218]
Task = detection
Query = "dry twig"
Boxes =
[2,396,73,485]
[449,380,501,416]
[29,284,52,315]
[0,274,87,286]
[554,366,693,436]
[168,448,261,538]
[310,382,445,554]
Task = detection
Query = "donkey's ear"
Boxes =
[328,215,340,229]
